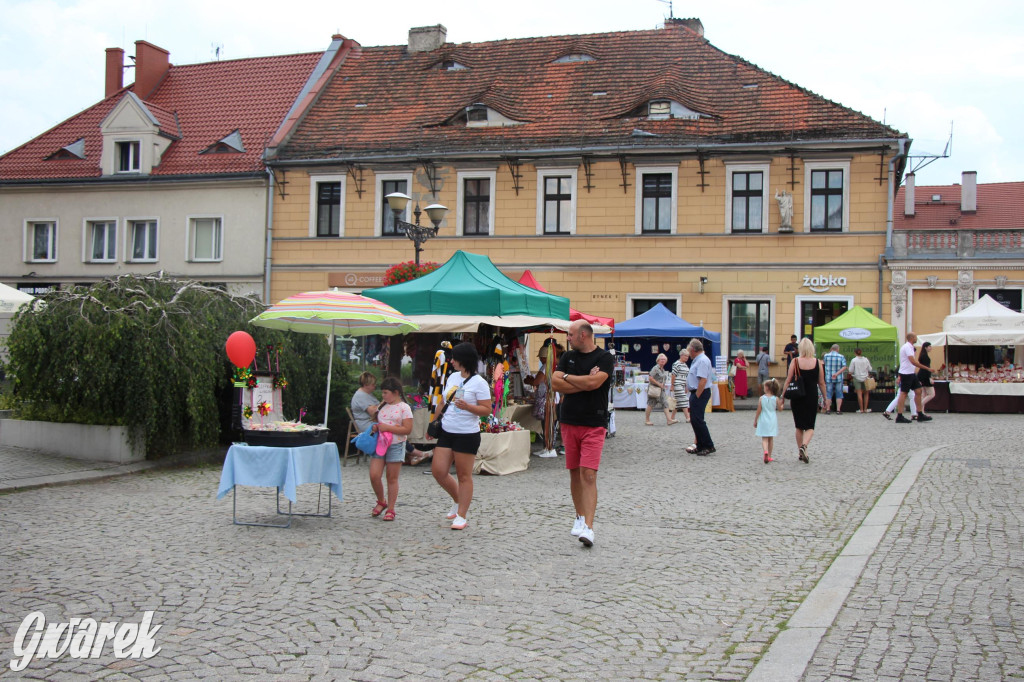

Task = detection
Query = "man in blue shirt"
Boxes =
[684,339,716,456]
[822,344,848,414]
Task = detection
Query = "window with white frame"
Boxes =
[190,217,223,262]
[536,168,577,235]
[116,141,140,173]
[26,221,57,262]
[308,174,346,237]
[635,166,677,234]
[725,163,769,233]
[727,300,771,357]
[803,160,850,232]
[377,175,411,237]
[128,219,158,262]
[87,220,117,262]
[456,170,496,236]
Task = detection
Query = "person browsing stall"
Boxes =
[367,377,413,521]
[431,342,492,530]
[551,320,614,548]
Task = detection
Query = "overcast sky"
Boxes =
[1,0,1020,187]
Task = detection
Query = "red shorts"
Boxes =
[560,423,606,470]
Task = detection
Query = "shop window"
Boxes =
[799,299,849,340]
[729,300,771,357]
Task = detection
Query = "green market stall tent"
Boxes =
[813,306,898,374]
[363,251,571,332]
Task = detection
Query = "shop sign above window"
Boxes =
[801,274,848,293]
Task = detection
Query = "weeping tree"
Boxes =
[4,275,354,457]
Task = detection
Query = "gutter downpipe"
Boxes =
[882,139,909,320]
[264,168,275,304]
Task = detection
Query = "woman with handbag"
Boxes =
[644,353,676,426]
[782,337,827,463]
[431,342,492,530]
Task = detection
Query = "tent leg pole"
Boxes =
[324,328,335,427]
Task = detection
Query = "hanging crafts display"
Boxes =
[427,340,454,419]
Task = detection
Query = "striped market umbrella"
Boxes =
[250,291,419,425]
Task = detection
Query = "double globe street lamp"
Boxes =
[384,192,448,266]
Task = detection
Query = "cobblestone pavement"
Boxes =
[0,409,1021,680]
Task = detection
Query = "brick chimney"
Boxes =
[133,40,170,99]
[961,171,977,213]
[105,47,125,98]
[664,18,704,36]
[904,172,915,217]
[408,25,447,53]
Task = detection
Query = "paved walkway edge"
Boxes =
[747,445,942,682]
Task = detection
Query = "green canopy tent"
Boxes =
[813,306,898,374]
[363,250,571,332]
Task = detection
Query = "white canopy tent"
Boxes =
[0,283,34,341]
[918,295,1024,347]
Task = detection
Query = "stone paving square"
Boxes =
[1,409,1022,680]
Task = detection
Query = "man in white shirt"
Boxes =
[848,348,873,413]
[885,332,932,423]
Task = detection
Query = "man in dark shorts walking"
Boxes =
[552,320,614,548]
[886,332,932,423]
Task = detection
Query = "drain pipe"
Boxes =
[882,139,909,320]
[263,168,275,304]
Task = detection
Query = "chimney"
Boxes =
[105,47,125,98]
[408,25,447,53]
[904,172,915,217]
[133,40,170,99]
[961,171,977,213]
[664,18,704,36]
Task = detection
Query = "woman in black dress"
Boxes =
[783,338,827,463]
[917,341,934,419]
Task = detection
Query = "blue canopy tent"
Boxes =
[598,303,721,370]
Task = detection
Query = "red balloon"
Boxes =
[225,331,256,368]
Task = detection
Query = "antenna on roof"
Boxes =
[656,0,674,19]
[211,43,223,61]
[907,120,954,174]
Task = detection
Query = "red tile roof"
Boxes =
[277,23,903,162]
[0,51,322,181]
[895,181,1024,230]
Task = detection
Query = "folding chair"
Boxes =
[343,407,363,466]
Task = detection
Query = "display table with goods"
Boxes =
[931,366,1024,414]
[499,403,543,436]
[217,442,343,528]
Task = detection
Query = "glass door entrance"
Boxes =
[801,300,848,340]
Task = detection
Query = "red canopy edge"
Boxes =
[518,270,615,331]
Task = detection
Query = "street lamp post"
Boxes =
[385,192,448,266]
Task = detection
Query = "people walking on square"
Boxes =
[431,342,492,530]
[848,348,874,413]
[883,332,931,424]
[368,377,413,521]
[822,344,848,414]
[755,346,771,393]
[783,338,827,463]
[645,353,675,426]
[551,320,614,548]
[733,350,749,399]
[684,339,716,456]
[670,348,691,423]
[918,341,935,419]
[754,379,783,463]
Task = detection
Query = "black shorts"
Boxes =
[436,427,481,455]
[898,372,922,393]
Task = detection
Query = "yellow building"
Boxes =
[265,20,910,375]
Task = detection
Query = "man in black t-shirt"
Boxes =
[784,335,799,368]
[552,320,614,548]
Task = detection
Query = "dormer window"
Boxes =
[553,53,595,64]
[439,60,468,71]
[201,130,245,154]
[47,138,86,160]
[466,105,488,123]
[448,104,524,128]
[116,141,140,172]
[648,100,672,119]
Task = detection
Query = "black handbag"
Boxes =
[426,398,452,439]
[784,363,805,400]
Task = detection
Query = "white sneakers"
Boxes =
[451,514,467,530]
[446,503,459,520]
[578,525,594,547]
[536,449,558,458]
[570,515,584,536]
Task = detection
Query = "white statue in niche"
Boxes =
[775,189,793,231]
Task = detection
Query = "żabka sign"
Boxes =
[839,327,872,340]
[10,611,161,672]
[802,275,847,293]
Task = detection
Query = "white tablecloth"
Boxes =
[948,383,1024,396]
[612,383,646,409]
[474,429,531,475]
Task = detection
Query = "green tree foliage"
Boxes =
[5,275,355,456]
